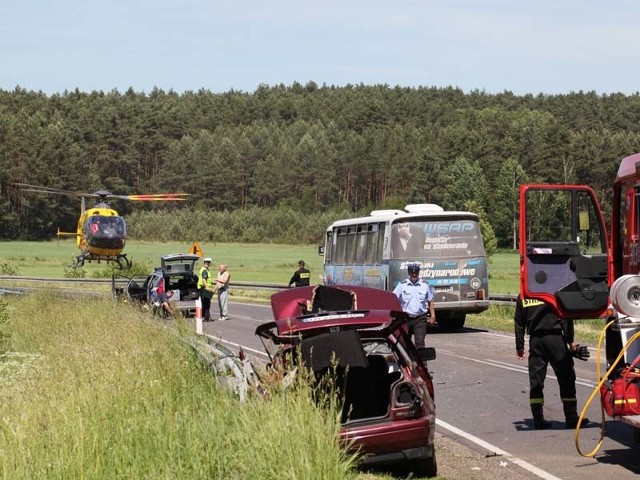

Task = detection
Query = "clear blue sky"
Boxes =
[2,0,639,96]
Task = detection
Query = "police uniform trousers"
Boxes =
[200,293,212,321]
[407,314,428,349]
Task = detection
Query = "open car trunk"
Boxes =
[298,330,400,422]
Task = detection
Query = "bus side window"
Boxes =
[377,223,385,260]
[335,228,347,264]
[345,226,357,264]
[365,224,378,264]
[325,231,334,263]
[355,225,367,264]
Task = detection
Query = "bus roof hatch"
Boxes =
[404,204,444,213]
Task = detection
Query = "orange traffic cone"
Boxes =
[195,297,203,334]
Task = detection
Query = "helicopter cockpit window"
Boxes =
[86,216,126,238]
[109,216,126,236]
[87,216,106,236]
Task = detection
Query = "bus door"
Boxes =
[519,184,610,319]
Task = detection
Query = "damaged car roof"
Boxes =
[256,285,406,341]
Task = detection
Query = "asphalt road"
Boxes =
[200,301,640,480]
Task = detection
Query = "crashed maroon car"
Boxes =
[255,285,437,476]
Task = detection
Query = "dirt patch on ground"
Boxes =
[356,431,541,479]
[434,431,539,480]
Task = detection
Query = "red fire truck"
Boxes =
[519,152,640,449]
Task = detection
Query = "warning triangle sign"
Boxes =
[189,241,204,257]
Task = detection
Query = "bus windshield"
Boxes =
[390,219,484,259]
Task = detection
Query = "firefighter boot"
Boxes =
[531,404,551,430]
[564,402,588,429]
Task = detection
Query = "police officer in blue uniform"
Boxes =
[393,263,436,348]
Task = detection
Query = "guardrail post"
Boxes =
[195,297,203,334]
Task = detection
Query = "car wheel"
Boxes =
[412,450,437,478]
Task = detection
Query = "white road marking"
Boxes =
[205,333,268,358]
[437,348,599,388]
[437,418,563,480]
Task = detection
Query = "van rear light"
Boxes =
[476,289,485,300]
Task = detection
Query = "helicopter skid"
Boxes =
[73,252,131,270]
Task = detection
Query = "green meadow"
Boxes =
[1,242,604,343]
[0,239,519,288]
[0,239,324,284]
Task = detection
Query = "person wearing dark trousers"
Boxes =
[514,294,590,429]
[392,263,436,348]
[289,260,311,287]
[197,258,214,321]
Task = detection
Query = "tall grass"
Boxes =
[0,294,359,480]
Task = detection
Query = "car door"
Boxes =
[112,274,130,299]
[519,184,611,318]
[126,274,152,303]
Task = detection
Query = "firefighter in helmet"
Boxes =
[514,294,590,429]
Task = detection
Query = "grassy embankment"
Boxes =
[0,242,606,479]
[0,240,605,344]
[0,294,365,479]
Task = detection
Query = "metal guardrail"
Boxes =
[489,293,518,306]
[0,275,518,304]
[0,276,113,283]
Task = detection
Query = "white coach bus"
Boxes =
[320,204,490,330]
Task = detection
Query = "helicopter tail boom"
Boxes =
[56,227,79,238]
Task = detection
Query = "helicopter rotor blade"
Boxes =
[120,193,190,201]
[14,183,189,202]
[13,183,97,198]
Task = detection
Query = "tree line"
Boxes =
[1,82,639,248]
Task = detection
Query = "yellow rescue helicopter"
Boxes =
[14,183,189,269]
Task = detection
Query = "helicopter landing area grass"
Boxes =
[0,239,325,282]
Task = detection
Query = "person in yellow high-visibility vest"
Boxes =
[197,258,215,321]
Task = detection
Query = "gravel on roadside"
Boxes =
[435,431,540,480]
